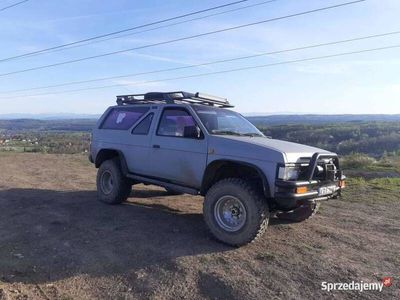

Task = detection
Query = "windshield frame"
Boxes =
[191,105,264,137]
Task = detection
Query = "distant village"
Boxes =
[0,131,89,154]
[0,134,39,146]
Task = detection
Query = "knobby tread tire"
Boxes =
[203,178,269,247]
[96,157,132,205]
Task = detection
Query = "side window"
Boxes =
[101,107,149,130]
[157,108,198,138]
[132,113,154,135]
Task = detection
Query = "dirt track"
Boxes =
[0,153,398,299]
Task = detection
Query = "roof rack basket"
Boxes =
[116,91,233,108]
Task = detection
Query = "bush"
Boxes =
[341,153,376,169]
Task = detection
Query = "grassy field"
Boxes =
[0,153,398,299]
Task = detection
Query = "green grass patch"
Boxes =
[343,177,400,203]
[347,177,400,191]
[368,177,400,191]
[342,153,400,173]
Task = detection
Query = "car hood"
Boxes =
[210,135,334,163]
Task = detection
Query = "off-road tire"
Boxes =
[276,201,320,222]
[96,158,132,205]
[165,188,184,195]
[203,178,269,246]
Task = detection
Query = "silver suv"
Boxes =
[89,91,345,246]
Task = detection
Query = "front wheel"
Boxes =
[96,158,132,205]
[203,178,269,246]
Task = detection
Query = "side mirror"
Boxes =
[183,125,201,139]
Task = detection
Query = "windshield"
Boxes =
[192,105,264,137]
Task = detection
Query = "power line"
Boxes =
[0,0,250,62]
[2,44,398,100]
[0,0,29,12]
[2,30,399,94]
[0,0,367,77]
[17,0,279,60]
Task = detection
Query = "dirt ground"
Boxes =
[0,153,398,300]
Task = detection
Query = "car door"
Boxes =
[149,106,208,188]
[125,110,157,175]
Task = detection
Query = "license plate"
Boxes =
[318,185,336,196]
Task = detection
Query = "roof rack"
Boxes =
[116,91,234,108]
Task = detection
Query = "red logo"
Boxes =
[382,277,393,287]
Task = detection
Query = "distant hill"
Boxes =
[246,114,400,125]
[0,114,399,133]
[0,115,398,157]
[0,113,100,120]
[1,113,399,124]
[0,119,97,132]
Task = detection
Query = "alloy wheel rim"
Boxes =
[214,195,247,232]
[100,170,114,195]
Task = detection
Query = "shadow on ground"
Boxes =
[0,188,230,284]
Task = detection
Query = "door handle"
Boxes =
[153,144,160,149]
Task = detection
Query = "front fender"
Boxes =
[201,159,272,198]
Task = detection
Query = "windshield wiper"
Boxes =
[242,133,263,137]
[212,130,243,136]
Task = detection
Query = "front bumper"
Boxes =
[273,152,345,210]
[274,179,344,209]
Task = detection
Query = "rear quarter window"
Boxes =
[101,107,149,130]
[132,113,154,135]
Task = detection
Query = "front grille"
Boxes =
[313,161,339,181]
[295,157,340,182]
[290,153,341,182]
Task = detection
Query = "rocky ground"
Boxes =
[0,153,398,299]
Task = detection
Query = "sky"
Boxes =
[0,0,399,115]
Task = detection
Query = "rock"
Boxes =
[0,288,7,300]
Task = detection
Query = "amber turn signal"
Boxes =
[295,186,308,194]
[339,180,346,188]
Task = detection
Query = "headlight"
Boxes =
[277,165,301,180]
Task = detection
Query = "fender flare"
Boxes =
[95,149,129,176]
[200,159,271,198]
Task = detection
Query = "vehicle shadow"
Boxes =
[0,188,230,284]
[130,188,171,198]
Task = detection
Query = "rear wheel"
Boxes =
[276,201,320,222]
[203,178,269,246]
[97,158,132,204]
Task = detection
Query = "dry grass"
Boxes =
[0,153,399,299]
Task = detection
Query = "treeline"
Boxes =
[247,114,400,125]
[1,119,399,157]
[257,122,400,157]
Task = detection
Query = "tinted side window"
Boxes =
[132,113,154,135]
[101,107,149,130]
[157,108,196,137]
